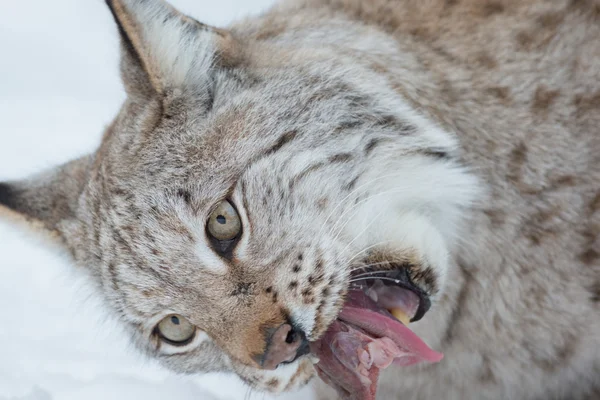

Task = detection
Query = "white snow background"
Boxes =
[0,1,317,399]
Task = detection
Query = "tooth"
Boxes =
[390,308,411,325]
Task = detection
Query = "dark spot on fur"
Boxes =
[527,230,543,245]
[581,224,598,249]
[590,191,600,213]
[377,115,397,127]
[316,300,326,313]
[111,187,127,196]
[421,150,450,160]
[309,273,324,286]
[289,281,299,290]
[515,31,533,49]
[316,259,324,271]
[272,290,279,303]
[346,93,372,110]
[479,356,497,383]
[231,282,253,296]
[522,207,561,246]
[536,11,565,29]
[573,92,600,117]
[432,45,459,64]
[293,264,301,273]
[329,153,353,163]
[483,208,506,227]
[551,175,577,188]
[588,281,600,302]
[364,138,381,156]
[336,120,362,132]
[316,197,329,209]
[486,86,511,102]
[569,0,600,19]
[322,287,330,297]
[266,378,279,389]
[579,248,600,265]
[303,296,315,305]
[409,26,434,40]
[298,254,303,261]
[507,142,528,184]
[482,2,504,17]
[379,116,415,135]
[475,52,498,69]
[265,130,298,155]
[177,189,192,204]
[301,288,313,297]
[532,86,560,112]
[265,287,273,294]
[344,176,360,192]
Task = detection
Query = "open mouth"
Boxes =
[309,265,443,400]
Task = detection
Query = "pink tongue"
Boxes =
[310,290,443,400]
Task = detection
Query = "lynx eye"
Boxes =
[207,200,241,241]
[157,314,196,344]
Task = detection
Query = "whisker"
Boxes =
[315,171,406,239]
[348,260,397,273]
[327,186,411,250]
[350,276,405,284]
[333,206,388,265]
[322,177,415,248]
[349,270,390,279]
[345,240,392,266]
[324,185,416,275]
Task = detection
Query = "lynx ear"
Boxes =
[106,0,237,97]
[0,156,92,241]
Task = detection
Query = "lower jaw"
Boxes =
[308,273,443,400]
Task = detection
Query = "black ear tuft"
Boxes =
[0,182,17,211]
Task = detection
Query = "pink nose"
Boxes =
[258,324,309,370]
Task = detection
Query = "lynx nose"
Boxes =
[259,323,310,370]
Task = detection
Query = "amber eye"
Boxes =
[207,200,241,241]
[157,314,196,344]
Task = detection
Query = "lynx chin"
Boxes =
[1,0,599,399]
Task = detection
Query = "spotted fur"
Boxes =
[1,0,599,398]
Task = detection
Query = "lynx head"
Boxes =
[0,0,479,394]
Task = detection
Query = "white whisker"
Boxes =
[315,171,406,240]
[349,276,405,284]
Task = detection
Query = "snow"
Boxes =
[0,1,317,399]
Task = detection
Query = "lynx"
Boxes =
[1,0,599,399]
